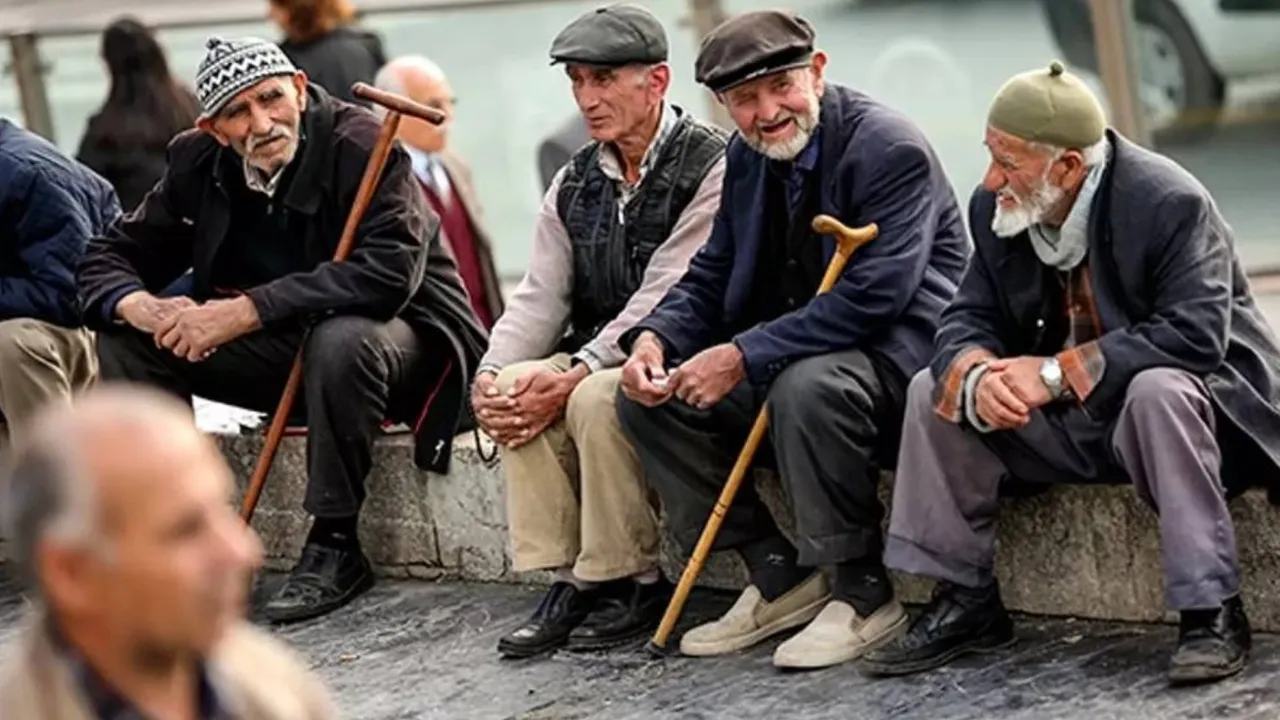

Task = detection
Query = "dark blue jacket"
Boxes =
[624,85,970,385]
[0,120,119,327]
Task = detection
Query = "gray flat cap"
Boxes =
[549,3,668,67]
[696,10,815,94]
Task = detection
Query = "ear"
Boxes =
[649,63,672,98]
[1057,149,1089,187]
[292,71,309,110]
[810,50,828,95]
[37,542,96,614]
[196,116,231,147]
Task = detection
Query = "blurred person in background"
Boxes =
[0,120,118,450]
[537,113,590,193]
[269,0,386,106]
[0,384,336,719]
[374,55,504,329]
[77,17,200,215]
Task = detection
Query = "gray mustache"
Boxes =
[247,129,290,151]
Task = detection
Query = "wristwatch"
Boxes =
[1039,357,1066,399]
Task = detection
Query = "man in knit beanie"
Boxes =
[865,60,1280,685]
[77,36,487,625]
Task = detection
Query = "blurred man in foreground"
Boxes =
[0,384,336,718]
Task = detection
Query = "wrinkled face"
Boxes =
[566,63,668,144]
[982,126,1086,237]
[394,71,455,154]
[199,73,308,175]
[721,53,827,161]
[44,425,263,659]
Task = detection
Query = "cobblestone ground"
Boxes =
[3,567,1278,719]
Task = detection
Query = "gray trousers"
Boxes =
[884,367,1241,610]
[616,349,905,567]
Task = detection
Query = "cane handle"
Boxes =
[810,214,878,293]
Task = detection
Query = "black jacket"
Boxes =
[76,84,487,472]
[280,27,386,106]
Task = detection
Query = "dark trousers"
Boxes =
[97,316,429,518]
[616,349,906,568]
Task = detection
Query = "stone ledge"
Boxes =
[221,433,1280,632]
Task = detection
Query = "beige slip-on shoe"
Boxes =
[772,598,908,670]
[679,573,830,657]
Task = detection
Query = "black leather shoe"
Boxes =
[262,544,375,624]
[860,581,1015,677]
[568,576,674,652]
[498,582,598,659]
[1169,595,1251,685]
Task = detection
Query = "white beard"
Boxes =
[743,90,821,161]
[991,180,1066,238]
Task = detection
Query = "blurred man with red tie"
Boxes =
[374,55,504,329]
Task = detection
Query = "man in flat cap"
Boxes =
[478,4,728,659]
[77,36,487,624]
[862,61,1278,685]
[615,9,969,669]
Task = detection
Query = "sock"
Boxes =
[739,534,808,602]
[554,567,597,591]
[306,515,360,551]
[832,559,894,617]
[633,568,660,585]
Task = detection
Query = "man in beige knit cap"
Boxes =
[863,61,1280,685]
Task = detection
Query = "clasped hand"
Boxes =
[472,365,586,449]
[117,292,261,363]
[974,356,1056,429]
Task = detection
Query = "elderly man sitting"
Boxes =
[864,61,1280,685]
[616,10,968,670]
[77,36,486,624]
[478,4,727,659]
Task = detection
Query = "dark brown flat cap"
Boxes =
[695,9,816,94]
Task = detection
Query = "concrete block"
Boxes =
[220,431,1280,631]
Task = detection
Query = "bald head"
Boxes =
[3,385,203,574]
[374,55,454,153]
[2,383,261,656]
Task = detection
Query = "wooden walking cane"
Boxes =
[239,82,448,523]
[646,213,880,654]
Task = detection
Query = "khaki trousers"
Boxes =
[497,353,660,582]
[0,319,97,448]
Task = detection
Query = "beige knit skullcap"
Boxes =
[986,60,1106,148]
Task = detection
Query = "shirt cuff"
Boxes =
[962,363,997,434]
[933,346,998,423]
[475,363,502,379]
[570,350,602,373]
[1056,341,1106,402]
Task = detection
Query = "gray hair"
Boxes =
[1031,137,1108,168]
[1,417,99,592]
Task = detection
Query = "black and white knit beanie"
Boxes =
[196,36,298,118]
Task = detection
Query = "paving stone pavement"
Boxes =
[3,565,1278,720]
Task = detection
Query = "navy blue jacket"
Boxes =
[624,85,970,385]
[0,120,119,327]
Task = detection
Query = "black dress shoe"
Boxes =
[262,544,375,624]
[1169,595,1251,685]
[861,581,1015,677]
[568,576,674,652]
[498,582,598,659]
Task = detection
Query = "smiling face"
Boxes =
[566,62,669,144]
[198,73,309,174]
[721,52,827,161]
[982,125,1090,237]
